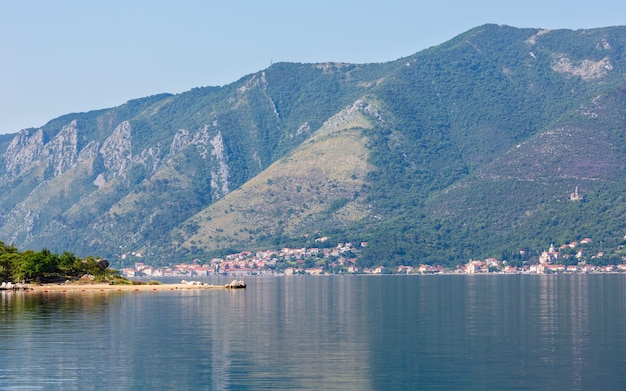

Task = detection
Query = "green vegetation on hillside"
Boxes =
[2,25,626,269]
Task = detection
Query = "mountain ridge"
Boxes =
[2,24,626,267]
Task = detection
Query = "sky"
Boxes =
[1,0,625,134]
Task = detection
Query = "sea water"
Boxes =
[1,275,626,390]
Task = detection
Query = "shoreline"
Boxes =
[18,280,246,293]
[21,284,229,293]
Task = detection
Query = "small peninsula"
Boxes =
[0,241,246,291]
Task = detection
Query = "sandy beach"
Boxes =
[21,282,245,293]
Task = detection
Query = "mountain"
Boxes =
[2,24,626,267]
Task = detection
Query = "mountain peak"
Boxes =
[2,25,626,267]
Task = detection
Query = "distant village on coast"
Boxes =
[121,234,626,278]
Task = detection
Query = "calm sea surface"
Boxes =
[2,274,626,390]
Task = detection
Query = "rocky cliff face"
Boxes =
[99,120,132,177]
[168,124,231,199]
[45,120,79,178]
[208,130,230,200]
[0,85,248,258]
[4,128,45,175]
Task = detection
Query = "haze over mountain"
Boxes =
[2,24,626,267]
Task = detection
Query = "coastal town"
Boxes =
[120,235,626,278]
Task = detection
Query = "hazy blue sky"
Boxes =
[1,0,625,133]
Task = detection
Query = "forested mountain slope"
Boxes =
[1,24,625,267]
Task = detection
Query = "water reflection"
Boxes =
[1,276,626,390]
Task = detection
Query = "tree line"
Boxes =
[0,241,115,283]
